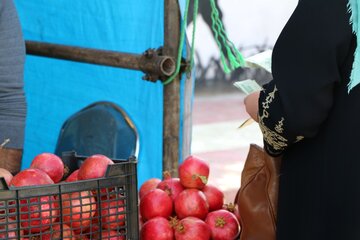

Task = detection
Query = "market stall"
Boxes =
[15,0,192,186]
[1,0,190,239]
[0,0,246,239]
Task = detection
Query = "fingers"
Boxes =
[0,148,23,175]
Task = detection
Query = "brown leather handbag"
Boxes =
[235,144,282,240]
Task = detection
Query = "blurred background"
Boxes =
[190,0,298,202]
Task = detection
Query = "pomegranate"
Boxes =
[74,236,89,240]
[140,189,173,221]
[33,224,76,240]
[224,203,241,223]
[0,221,25,239]
[77,154,114,180]
[179,155,209,189]
[93,230,125,240]
[30,153,64,183]
[50,224,76,240]
[10,168,54,187]
[174,217,211,240]
[140,217,174,240]
[0,169,14,216]
[0,199,16,216]
[139,211,144,230]
[174,189,209,220]
[98,196,126,229]
[202,184,224,211]
[0,168,15,215]
[139,178,161,199]
[8,169,57,233]
[78,223,100,239]
[65,169,79,182]
[157,172,184,201]
[19,195,59,233]
[205,209,240,240]
[57,191,97,233]
[0,167,13,186]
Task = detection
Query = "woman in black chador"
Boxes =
[244,0,360,239]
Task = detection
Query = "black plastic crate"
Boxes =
[0,152,139,239]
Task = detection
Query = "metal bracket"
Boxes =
[140,47,177,82]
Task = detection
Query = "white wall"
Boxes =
[190,0,298,66]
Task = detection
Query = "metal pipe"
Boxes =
[25,40,176,80]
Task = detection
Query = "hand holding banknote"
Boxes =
[233,50,272,128]
[233,79,263,128]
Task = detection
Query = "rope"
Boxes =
[163,0,198,85]
[189,0,198,71]
[163,0,244,85]
[210,0,245,73]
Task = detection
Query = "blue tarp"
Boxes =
[14,0,189,187]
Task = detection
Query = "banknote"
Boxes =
[245,50,272,73]
[234,50,272,129]
[233,79,262,129]
[233,79,263,95]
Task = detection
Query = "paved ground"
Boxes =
[191,91,263,204]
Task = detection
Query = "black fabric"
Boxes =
[0,0,26,149]
[258,0,360,239]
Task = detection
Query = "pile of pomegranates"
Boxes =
[0,152,127,239]
[139,155,241,240]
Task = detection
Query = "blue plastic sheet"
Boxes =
[14,0,188,187]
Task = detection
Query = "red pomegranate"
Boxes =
[57,191,97,233]
[157,173,185,201]
[0,168,15,215]
[140,189,173,221]
[33,224,76,240]
[140,217,174,240]
[20,195,59,233]
[10,168,54,187]
[98,196,126,229]
[8,169,57,233]
[0,168,13,186]
[174,217,211,240]
[224,203,241,223]
[93,230,125,240]
[0,219,24,239]
[78,223,100,239]
[174,189,209,220]
[77,154,114,180]
[139,178,161,199]
[179,155,209,189]
[65,169,79,182]
[205,209,240,240]
[30,153,65,183]
[202,184,224,211]
[50,224,76,240]
[0,198,16,216]
[139,215,144,230]
[0,199,16,216]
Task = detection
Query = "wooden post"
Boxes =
[163,0,181,176]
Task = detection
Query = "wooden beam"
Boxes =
[163,0,181,176]
[25,41,176,80]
